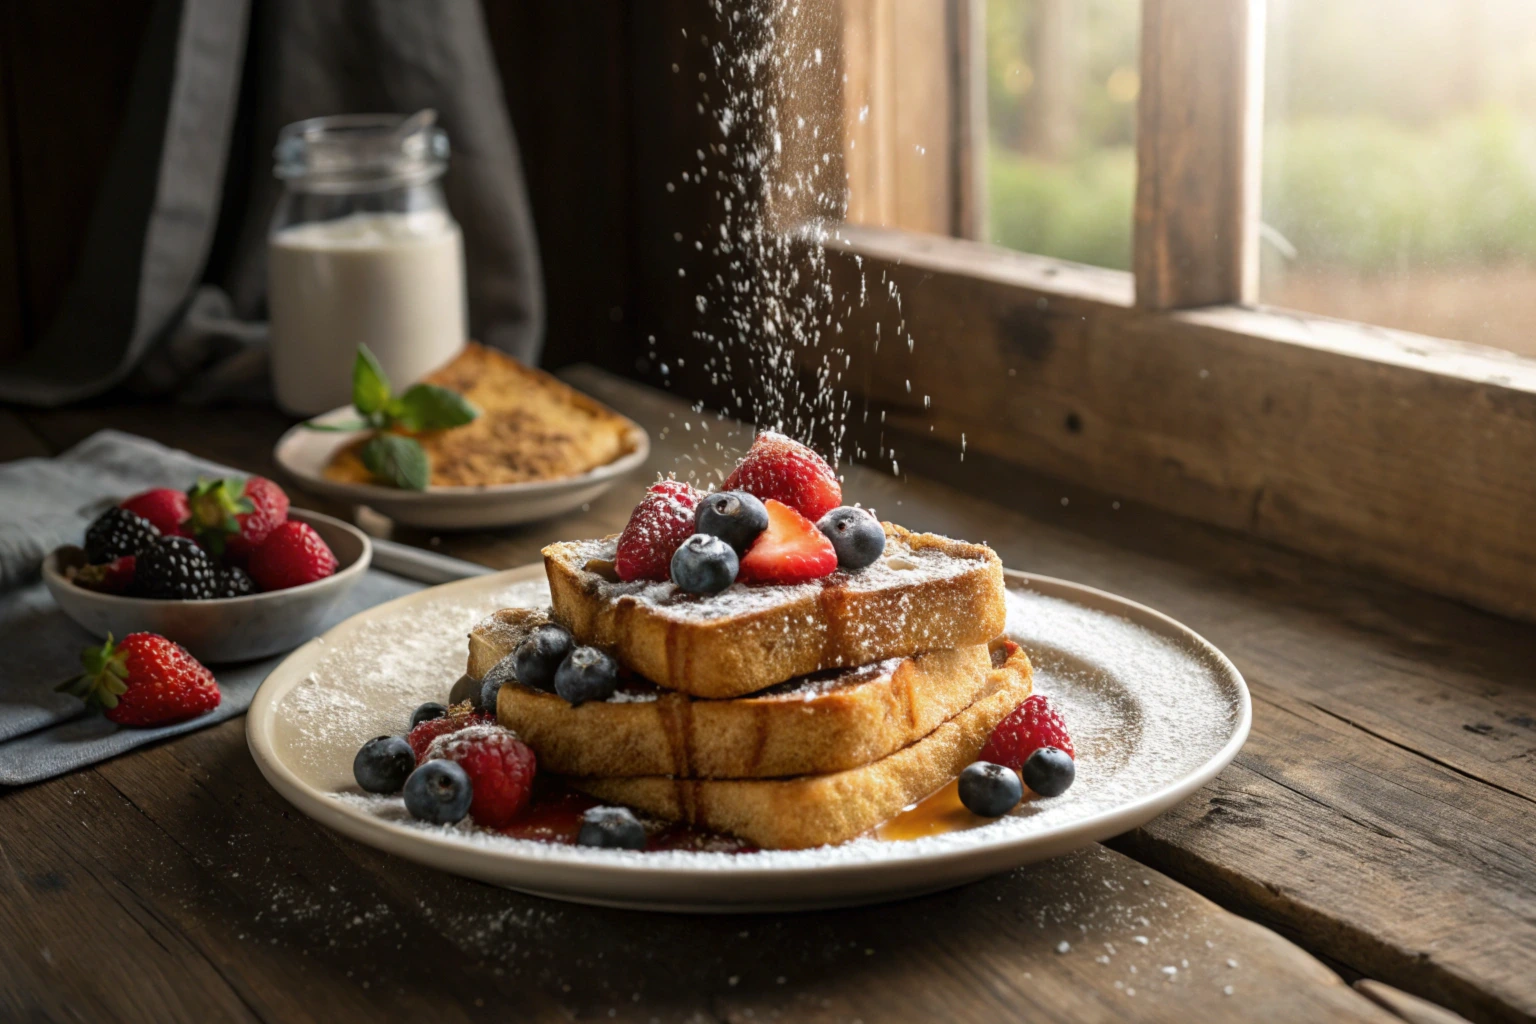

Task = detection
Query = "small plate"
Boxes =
[43,508,371,664]
[247,565,1250,912]
[273,407,651,530]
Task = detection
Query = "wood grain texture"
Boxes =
[1134,0,1263,309]
[808,226,1536,623]
[0,722,1397,1024]
[840,0,955,235]
[1356,980,1476,1024]
[3,380,1462,1019]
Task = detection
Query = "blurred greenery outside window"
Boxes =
[980,0,1536,356]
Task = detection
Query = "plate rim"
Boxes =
[272,405,652,506]
[246,565,1250,894]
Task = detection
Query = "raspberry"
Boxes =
[426,723,537,828]
[615,479,702,582]
[979,694,1074,770]
[248,521,338,591]
[72,555,137,595]
[407,704,489,764]
[722,432,841,522]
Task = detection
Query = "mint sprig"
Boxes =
[302,345,479,490]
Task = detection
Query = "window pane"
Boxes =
[1261,0,1536,356]
[984,0,1139,268]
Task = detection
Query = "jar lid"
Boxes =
[274,111,449,192]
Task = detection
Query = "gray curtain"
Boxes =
[0,0,543,406]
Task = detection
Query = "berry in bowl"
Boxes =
[43,477,371,663]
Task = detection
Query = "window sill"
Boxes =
[816,223,1536,622]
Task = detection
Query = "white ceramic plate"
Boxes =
[272,407,650,530]
[247,565,1249,912]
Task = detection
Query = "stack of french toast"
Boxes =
[463,433,1032,849]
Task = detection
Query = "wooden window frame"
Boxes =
[812,0,1536,621]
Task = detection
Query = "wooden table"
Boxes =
[2,367,1529,1024]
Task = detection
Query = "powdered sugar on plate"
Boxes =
[274,572,1243,879]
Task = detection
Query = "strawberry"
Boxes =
[425,723,537,828]
[407,703,489,764]
[121,488,191,538]
[737,499,838,584]
[979,694,1074,769]
[248,520,338,591]
[722,432,841,522]
[59,632,220,727]
[72,555,136,595]
[185,476,289,562]
[614,479,703,582]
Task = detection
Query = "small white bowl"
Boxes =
[272,406,650,530]
[42,508,371,664]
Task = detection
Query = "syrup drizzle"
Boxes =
[874,779,991,842]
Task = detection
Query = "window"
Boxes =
[983,0,1139,268]
[1260,0,1536,357]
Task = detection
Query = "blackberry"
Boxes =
[136,536,220,600]
[84,507,161,564]
[212,567,257,599]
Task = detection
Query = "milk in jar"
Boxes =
[267,112,466,415]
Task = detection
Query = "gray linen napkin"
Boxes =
[0,430,486,786]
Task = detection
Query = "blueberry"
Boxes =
[402,760,473,824]
[1021,746,1075,797]
[353,735,415,794]
[513,623,574,692]
[577,806,647,850]
[957,761,1024,817]
[480,678,503,716]
[554,646,619,705]
[669,533,739,594]
[694,490,769,553]
[448,672,481,707]
[410,702,448,728]
[817,507,885,570]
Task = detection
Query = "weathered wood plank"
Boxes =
[814,226,1536,624]
[1133,0,1263,309]
[1356,980,1476,1024]
[0,771,262,1022]
[8,720,1398,1024]
[562,370,1536,1024]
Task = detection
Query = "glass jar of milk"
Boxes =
[267,112,466,415]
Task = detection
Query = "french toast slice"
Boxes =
[471,607,1011,777]
[542,523,1006,699]
[570,644,1032,849]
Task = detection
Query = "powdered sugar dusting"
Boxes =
[277,580,549,778]
[286,576,1242,876]
[558,531,981,624]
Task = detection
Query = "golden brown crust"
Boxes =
[542,524,1008,698]
[571,647,1034,849]
[489,644,1009,778]
[325,342,638,488]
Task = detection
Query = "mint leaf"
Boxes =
[352,345,393,416]
[390,384,480,432]
[360,434,430,490]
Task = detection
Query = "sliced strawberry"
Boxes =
[615,479,702,582]
[722,432,841,522]
[737,499,838,584]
